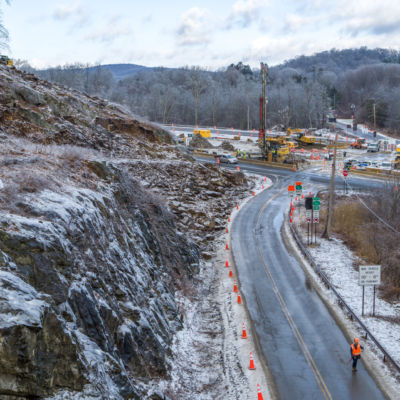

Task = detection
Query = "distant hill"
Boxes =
[89,63,151,80]
[277,47,400,74]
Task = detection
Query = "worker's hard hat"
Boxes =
[354,338,359,343]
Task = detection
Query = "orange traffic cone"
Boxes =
[257,384,264,400]
[236,166,240,172]
[264,176,267,181]
[252,191,255,196]
[292,165,296,172]
[290,218,293,224]
[226,226,229,233]
[262,184,264,189]
[226,242,229,250]
[228,216,231,222]
[241,323,248,339]
[233,280,238,293]
[229,269,233,278]
[236,203,239,210]
[225,258,229,268]
[237,292,242,304]
[249,352,256,370]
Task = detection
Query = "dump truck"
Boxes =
[0,55,13,66]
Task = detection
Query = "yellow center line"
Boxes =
[254,188,333,400]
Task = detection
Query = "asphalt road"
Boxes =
[215,160,387,399]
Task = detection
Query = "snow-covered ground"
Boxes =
[155,175,273,399]
[287,209,400,397]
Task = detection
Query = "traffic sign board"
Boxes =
[306,209,311,222]
[288,185,295,191]
[313,205,320,211]
[359,265,381,286]
[343,170,348,177]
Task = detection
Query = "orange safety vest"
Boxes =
[351,343,361,356]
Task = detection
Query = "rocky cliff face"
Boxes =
[0,65,252,398]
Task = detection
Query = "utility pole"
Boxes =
[373,102,376,130]
[322,132,338,239]
[260,62,267,160]
[247,104,250,131]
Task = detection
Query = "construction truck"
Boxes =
[394,152,400,170]
[350,137,367,149]
[193,129,211,138]
[0,55,13,66]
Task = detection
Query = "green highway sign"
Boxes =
[313,197,320,210]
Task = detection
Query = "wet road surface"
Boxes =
[230,174,386,400]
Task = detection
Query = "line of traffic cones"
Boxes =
[226,242,229,250]
[233,280,238,293]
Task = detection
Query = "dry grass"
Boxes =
[331,189,400,301]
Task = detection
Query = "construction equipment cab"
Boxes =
[0,55,13,66]
[350,138,367,149]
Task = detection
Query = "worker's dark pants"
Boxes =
[352,355,360,369]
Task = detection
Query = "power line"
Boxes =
[346,180,400,235]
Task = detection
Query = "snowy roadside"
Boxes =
[155,174,273,400]
[285,213,400,398]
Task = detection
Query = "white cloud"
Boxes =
[284,14,321,31]
[333,0,400,35]
[228,0,269,28]
[176,7,211,46]
[52,3,83,20]
[52,2,89,28]
[85,26,133,43]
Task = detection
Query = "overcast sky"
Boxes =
[2,0,400,69]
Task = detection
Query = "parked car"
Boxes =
[379,161,392,171]
[215,154,238,164]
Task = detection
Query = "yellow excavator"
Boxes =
[0,55,13,66]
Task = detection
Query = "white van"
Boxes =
[367,142,379,152]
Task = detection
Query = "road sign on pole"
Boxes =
[343,170,348,177]
[359,265,381,316]
[359,265,381,286]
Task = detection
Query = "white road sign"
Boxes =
[359,265,381,286]
[306,210,311,222]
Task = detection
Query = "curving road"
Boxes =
[225,164,386,399]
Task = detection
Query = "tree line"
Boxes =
[15,48,400,136]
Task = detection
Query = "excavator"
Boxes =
[0,55,13,66]
[350,137,367,149]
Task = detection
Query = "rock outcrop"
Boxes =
[0,65,252,398]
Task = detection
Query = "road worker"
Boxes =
[350,338,364,371]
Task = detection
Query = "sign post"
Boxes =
[312,197,320,244]
[343,170,348,193]
[305,196,313,245]
[359,265,381,316]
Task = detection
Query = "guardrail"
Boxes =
[288,218,400,373]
